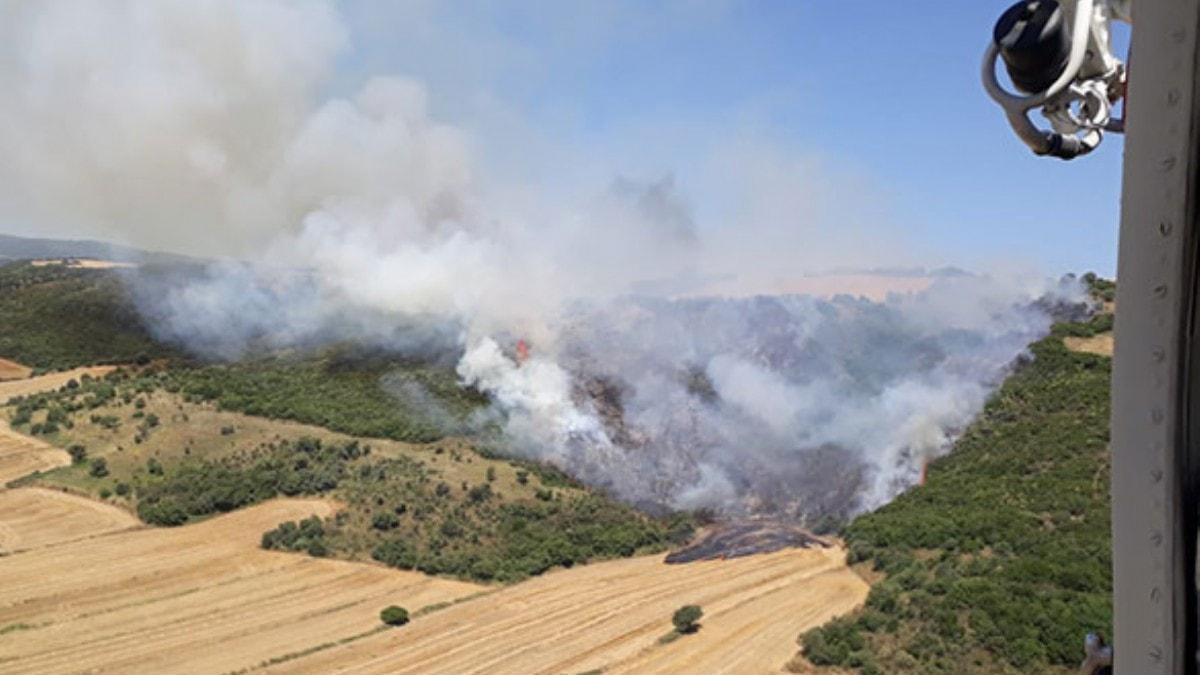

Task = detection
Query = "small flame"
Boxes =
[515,338,530,364]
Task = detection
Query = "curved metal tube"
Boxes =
[982,0,1096,111]
[982,0,1101,157]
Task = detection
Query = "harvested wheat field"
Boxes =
[0,499,483,675]
[0,487,137,554]
[0,421,70,485]
[277,545,867,675]
[0,365,115,400]
[0,359,30,382]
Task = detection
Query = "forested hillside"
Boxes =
[797,293,1114,674]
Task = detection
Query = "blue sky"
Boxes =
[336,1,1125,276]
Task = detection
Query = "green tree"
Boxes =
[89,457,109,478]
[67,444,87,464]
[380,605,410,627]
[672,605,703,634]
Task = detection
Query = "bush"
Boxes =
[372,512,400,531]
[380,605,410,627]
[114,482,130,497]
[67,444,87,464]
[89,457,109,478]
[672,605,703,634]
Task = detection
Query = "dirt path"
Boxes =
[276,546,867,675]
[0,499,483,675]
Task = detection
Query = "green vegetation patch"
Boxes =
[801,318,1112,673]
[164,354,485,443]
[0,262,176,371]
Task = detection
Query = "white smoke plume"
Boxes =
[0,1,1092,521]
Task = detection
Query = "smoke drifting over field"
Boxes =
[0,2,1089,521]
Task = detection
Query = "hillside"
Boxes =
[0,262,178,372]
[0,232,194,266]
[796,289,1114,674]
[0,263,694,583]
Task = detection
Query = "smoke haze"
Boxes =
[0,1,1089,521]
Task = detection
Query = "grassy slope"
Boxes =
[798,311,1113,674]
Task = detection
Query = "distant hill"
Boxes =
[0,232,196,266]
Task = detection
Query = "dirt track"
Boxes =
[276,546,867,675]
[0,499,482,674]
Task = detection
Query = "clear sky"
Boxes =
[335,0,1126,276]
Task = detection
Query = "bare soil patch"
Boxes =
[1064,333,1114,357]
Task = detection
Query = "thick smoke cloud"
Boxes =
[0,1,1088,522]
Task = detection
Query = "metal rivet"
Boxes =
[1152,347,1166,362]
[1151,468,1164,483]
[1153,283,1169,299]
[1162,156,1178,172]
[1160,221,1174,237]
[1152,408,1165,424]
[1150,644,1164,662]
[1151,587,1162,603]
[1151,531,1164,546]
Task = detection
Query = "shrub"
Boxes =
[67,444,87,464]
[138,499,189,526]
[114,482,131,496]
[89,457,109,478]
[380,605,410,627]
[672,605,703,634]
[372,512,400,531]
